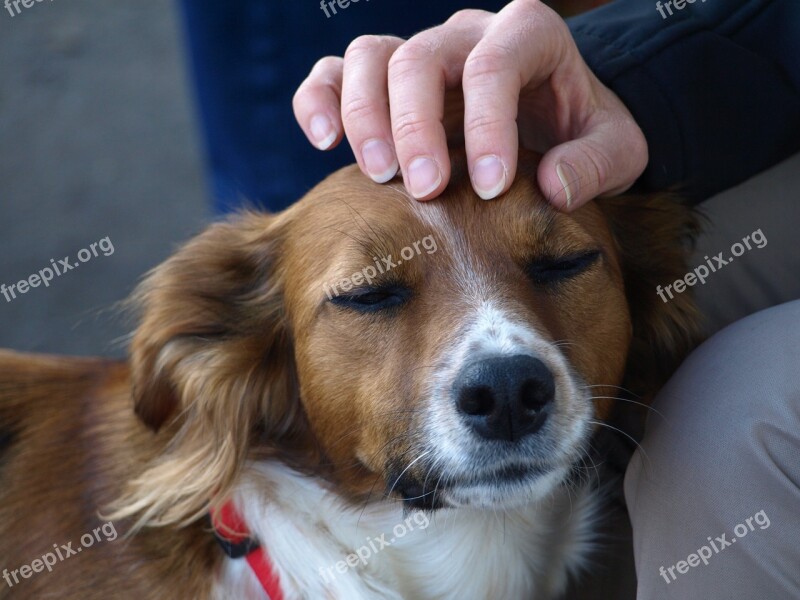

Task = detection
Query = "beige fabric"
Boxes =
[691,152,800,334]
[626,300,800,599]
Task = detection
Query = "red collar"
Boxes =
[211,501,284,600]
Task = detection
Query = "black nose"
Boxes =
[454,355,555,442]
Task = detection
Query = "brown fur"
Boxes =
[0,353,217,599]
[0,150,701,598]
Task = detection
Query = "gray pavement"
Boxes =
[0,0,208,357]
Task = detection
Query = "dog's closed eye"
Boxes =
[525,250,601,286]
[330,285,412,313]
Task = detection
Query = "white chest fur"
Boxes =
[214,463,598,600]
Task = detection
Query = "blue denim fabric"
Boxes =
[177,0,509,213]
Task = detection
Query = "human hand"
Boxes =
[293,0,647,211]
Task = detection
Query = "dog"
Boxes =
[0,150,700,599]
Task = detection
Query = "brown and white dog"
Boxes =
[0,150,699,599]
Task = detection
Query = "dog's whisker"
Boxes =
[386,450,432,500]
[583,383,643,398]
[356,471,388,530]
[421,452,440,502]
[588,420,652,470]
[579,450,602,490]
[329,430,418,475]
[589,394,666,419]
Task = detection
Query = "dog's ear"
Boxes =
[113,212,299,529]
[599,195,704,398]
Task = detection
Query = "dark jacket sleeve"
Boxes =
[568,0,800,202]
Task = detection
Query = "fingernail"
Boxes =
[556,163,579,208]
[406,156,442,199]
[310,114,336,150]
[361,139,399,183]
[472,155,507,200]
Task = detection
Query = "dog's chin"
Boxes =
[396,463,571,512]
[391,418,593,511]
[443,464,570,509]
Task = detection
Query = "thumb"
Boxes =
[538,118,648,212]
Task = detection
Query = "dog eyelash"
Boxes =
[525,250,602,285]
[329,286,411,313]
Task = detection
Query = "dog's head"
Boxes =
[118,151,699,526]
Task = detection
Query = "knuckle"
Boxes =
[446,8,491,26]
[392,112,432,145]
[516,0,548,15]
[344,35,387,62]
[612,116,649,176]
[388,41,437,77]
[463,44,515,82]
[464,113,508,137]
[581,144,612,191]
[311,55,342,76]
[341,94,380,124]
[593,156,610,190]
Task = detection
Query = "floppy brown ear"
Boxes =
[113,211,299,529]
[599,194,704,398]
